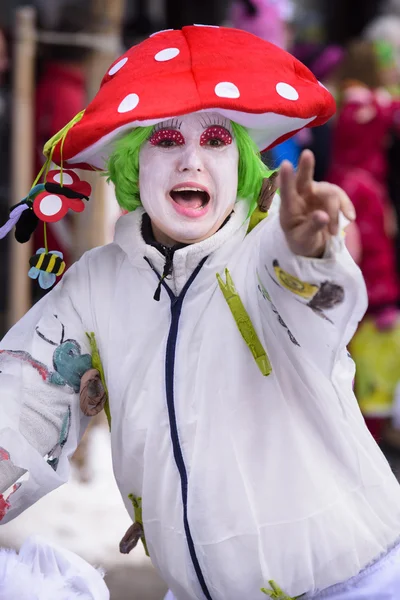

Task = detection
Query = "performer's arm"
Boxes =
[254,151,367,377]
[0,257,97,523]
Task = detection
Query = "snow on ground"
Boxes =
[0,424,149,570]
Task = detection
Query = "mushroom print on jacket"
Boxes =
[2,24,400,600]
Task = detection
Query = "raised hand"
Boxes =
[279,150,356,258]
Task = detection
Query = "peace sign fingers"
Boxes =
[295,149,315,197]
[278,150,356,257]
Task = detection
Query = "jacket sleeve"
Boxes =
[254,212,368,377]
[0,256,94,523]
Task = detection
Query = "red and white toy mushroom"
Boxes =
[47,25,335,171]
[33,169,92,223]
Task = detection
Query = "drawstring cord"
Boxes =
[153,247,174,301]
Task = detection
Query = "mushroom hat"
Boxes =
[46,25,336,171]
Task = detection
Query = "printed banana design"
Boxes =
[272,259,319,299]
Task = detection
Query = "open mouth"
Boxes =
[169,186,210,210]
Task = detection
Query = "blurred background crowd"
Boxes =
[2,0,400,598]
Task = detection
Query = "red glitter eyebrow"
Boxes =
[149,128,185,146]
[200,126,233,146]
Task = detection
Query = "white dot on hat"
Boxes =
[276,82,299,101]
[108,57,128,76]
[155,48,180,62]
[40,195,62,217]
[150,29,173,37]
[118,93,140,113]
[53,172,73,185]
[215,82,240,99]
[193,24,219,28]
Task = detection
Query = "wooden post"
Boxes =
[73,0,125,259]
[7,7,36,327]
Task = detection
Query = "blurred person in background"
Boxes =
[364,14,400,71]
[0,27,11,339]
[364,15,400,280]
[295,43,345,181]
[229,0,295,49]
[326,39,400,445]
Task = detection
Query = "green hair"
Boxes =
[106,120,272,215]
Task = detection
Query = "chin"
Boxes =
[173,224,220,244]
[174,232,211,244]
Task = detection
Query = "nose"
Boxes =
[177,143,204,173]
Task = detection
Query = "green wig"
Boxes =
[106,121,272,215]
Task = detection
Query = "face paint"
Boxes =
[200,126,233,147]
[139,112,239,245]
[149,128,185,147]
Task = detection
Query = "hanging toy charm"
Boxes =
[0,165,92,289]
[28,248,66,290]
[33,169,91,223]
[0,169,92,241]
[0,183,45,243]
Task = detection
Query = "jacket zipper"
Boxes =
[144,256,213,600]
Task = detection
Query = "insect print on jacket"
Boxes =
[0,314,92,393]
[46,406,72,471]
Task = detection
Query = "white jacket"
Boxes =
[1,199,400,599]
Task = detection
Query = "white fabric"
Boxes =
[0,535,109,599]
[164,542,400,600]
[307,541,400,599]
[1,199,400,599]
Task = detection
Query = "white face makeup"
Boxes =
[139,112,239,245]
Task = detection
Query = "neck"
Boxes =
[151,222,179,247]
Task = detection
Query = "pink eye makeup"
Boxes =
[149,129,185,147]
[200,126,233,147]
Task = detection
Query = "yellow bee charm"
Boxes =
[28,248,66,289]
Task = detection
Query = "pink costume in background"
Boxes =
[328,86,400,440]
[229,0,293,49]
[327,87,400,313]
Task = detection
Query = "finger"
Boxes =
[338,188,356,222]
[295,150,315,196]
[279,160,298,216]
[291,210,330,249]
[308,182,340,235]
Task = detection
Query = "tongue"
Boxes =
[171,191,205,209]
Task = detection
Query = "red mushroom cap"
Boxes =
[49,25,336,170]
